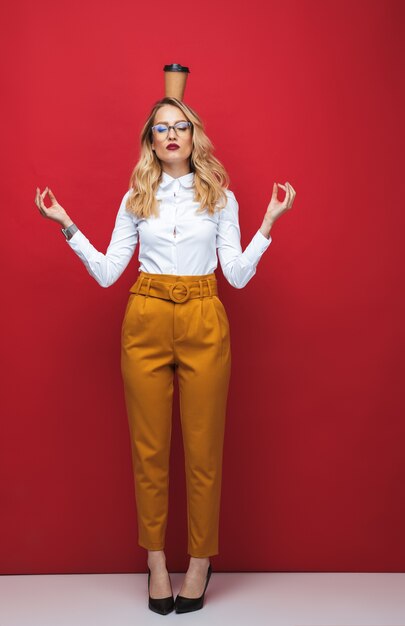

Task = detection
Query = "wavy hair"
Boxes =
[125,97,230,218]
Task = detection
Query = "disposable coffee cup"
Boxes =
[163,63,190,100]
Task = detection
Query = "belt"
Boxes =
[130,276,218,304]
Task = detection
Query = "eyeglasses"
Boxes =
[151,121,192,141]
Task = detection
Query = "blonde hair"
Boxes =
[125,97,230,218]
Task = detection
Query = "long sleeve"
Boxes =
[65,190,139,288]
[216,191,272,289]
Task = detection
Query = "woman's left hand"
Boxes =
[265,181,296,226]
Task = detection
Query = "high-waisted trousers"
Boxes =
[120,271,232,557]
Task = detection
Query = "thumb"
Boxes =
[272,182,278,197]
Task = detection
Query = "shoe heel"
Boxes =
[147,566,175,615]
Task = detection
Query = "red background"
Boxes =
[1,0,404,574]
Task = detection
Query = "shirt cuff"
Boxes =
[64,228,86,248]
[241,229,272,269]
[254,229,272,249]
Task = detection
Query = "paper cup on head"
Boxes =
[163,63,190,100]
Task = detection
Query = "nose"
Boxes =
[169,125,179,138]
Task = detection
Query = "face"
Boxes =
[151,104,193,167]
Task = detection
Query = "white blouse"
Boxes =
[65,170,272,289]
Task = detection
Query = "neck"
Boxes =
[162,164,192,179]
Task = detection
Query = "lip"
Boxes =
[166,144,180,150]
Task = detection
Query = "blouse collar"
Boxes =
[159,170,195,190]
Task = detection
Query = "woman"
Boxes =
[34,96,296,615]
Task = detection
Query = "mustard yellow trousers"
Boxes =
[120,271,231,557]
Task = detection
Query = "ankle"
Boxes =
[188,556,210,569]
[147,549,167,569]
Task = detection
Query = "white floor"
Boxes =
[1,572,405,625]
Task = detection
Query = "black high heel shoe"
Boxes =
[174,563,212,613]
[147,567,175,615]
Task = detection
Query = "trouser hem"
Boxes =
[139,540,165,551]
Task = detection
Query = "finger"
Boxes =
[35,196,45,215]
[285,183,294,209]
[275,183,289,207]
[286,182,296,207]
[283,182,291,207]
[48,188,56,200]
[35,189,48,215]
[35,189,42,209]
[38,194,47,210]
[41,186,48,199]
[271,182,278,198]
[286,182,296,197]
[277,183,287,201]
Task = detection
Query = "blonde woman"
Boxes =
[34,96,296,615]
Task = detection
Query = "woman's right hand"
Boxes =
[34,187,73,228]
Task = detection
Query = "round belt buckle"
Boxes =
[169,281,190,303]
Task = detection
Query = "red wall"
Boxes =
[1,0,404,573]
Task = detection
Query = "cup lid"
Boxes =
[163,63,190,73]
